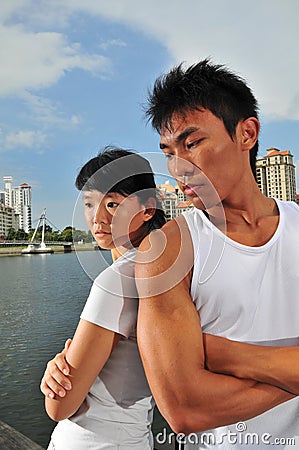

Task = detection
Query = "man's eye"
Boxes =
[187,139,202,150]
[84,203,93,208]
[164,153,174,159]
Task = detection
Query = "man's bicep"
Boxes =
[137,281,205,417]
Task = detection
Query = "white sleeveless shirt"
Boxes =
[182,199,299,449]
[48,248,154,450]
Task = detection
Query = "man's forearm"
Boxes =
[232,344,299,395]
[179,372,294,435]
[204,334,299,395]
[140,341,295,435]
[138,315,295,435]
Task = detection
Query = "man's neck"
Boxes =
[205,193,280,247]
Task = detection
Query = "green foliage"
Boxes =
[6,225,91,243]
[6,228,28,240]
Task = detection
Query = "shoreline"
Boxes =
[0,244,96,257]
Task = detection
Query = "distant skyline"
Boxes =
[1,1,298,229]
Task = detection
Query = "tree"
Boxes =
[6,228,16,240]
[15,229,28,240]
[60,227,74,242]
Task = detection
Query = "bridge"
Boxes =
[0,241,72,247]
[0,241,74,253]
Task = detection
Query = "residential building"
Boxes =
[0,191,5,204]
[2,177,32,234]
[256,148,296,202]
[175,187,189,203]
[12,183,32,232]
[176,200,193,215]
[158,180,193,219]
[160,191,178,220]
[3,176,13,207]
[0,203,19,240]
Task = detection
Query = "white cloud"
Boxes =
[58,0,299,122]
[70,115,80,125]
[0,22,110,96]
[21,92,81,128]
[1,0,298,122]
[4,130,46,150]
[99,39,127,51]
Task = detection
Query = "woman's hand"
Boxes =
[40,339,72,399]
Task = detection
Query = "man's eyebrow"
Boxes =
[176,127,199,142]
[160,127,199,149]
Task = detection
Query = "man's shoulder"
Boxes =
[139,216,189,249]
[136,216,193,278]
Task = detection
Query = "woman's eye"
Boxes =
[107,202,119,208]
[84,202,93,208]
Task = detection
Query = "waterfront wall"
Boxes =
[0,420,45,449]
[0,243,95,256]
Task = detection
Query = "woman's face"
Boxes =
[83,190,149,250]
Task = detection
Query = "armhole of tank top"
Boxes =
[181,211,201,301]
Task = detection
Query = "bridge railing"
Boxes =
[0,241,72,246]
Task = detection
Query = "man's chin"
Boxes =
[189,196,205,210]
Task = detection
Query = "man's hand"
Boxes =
[40,339,72,399]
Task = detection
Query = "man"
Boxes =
[134,59,299,448]
[41,60,299,448]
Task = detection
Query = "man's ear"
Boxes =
[143,197,156,222]
[239,117,260,152]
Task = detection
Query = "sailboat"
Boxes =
[22,208,54,254]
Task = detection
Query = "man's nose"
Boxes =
[169,155,194,181]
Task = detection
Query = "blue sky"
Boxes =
[0,0,298,230]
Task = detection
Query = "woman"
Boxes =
[42,147,166,449]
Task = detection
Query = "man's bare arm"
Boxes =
[135,218,294,435]
[204,334,299,395]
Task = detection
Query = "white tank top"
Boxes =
[182,199,299,449]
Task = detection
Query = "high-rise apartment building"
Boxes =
[0,203,19,240]
[3,176,13,207]
[12,183,32,232]
[256,148,296,202]
[159,180,193,220]
[2,177,32,234]
[0,191,5,204]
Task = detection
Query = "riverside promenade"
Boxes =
[0,420,45,449]
[0,242,95,256]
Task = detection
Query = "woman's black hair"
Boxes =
[76,146,166,232]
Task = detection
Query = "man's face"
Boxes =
[159,108,245,209]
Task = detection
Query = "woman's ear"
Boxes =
[143,197,156,222]
[239,117,260,152]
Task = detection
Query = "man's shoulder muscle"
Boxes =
[135,216,193,298]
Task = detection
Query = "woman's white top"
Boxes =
[48,248,154,450]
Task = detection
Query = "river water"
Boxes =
[0,250,173,449]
